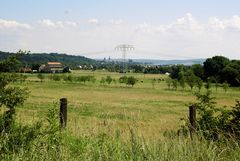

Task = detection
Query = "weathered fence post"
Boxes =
[189,105,196,139]
[60,98,67,129]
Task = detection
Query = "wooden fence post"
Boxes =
[189,105,196,138]
[60,98,67,129]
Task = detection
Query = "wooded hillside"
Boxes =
[0,51,96,69]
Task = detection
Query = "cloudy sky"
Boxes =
[1,0,240,59]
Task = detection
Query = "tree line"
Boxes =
[0,50,96,70]
[168,56,240,87]
[1,51,239,87]
[37,74,138,87]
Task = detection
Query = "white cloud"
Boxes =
[1,14,240,59]
[209,15,240,31]
[65,21,77,27]
[38,19,78,28]
[110,19,124,25]
[87,18,99,25]
[0,19,32,29]
[209,17,225,30]
[39,19,56,28]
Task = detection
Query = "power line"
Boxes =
[115,44,134,73]
[133,50,201,59]
[77,47,202,60]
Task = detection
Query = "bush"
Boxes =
[76,75,95,84]
[63,75,73,82]
[118,76,137,87]
[48,74,61,81]
[119,76,128,84]
[182,90,240,141]
[105,76,112,85]
[37,73,45,82]
[151,78,156,89]
[222,81,230,93]
[166,78,172,89]
[0,73,29,130]
[126,76,137,87]
[100,77,106,85]
[0,108,63,160]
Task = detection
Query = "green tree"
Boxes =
[203,56,230,79]
[222,82,229,93]
[205,78,212,91]
[185,70,196,91]
[195,77,203,92]
[0,56,20,72]
[127,76,137,87]
[151,78,156,89]
[0,73,29,130]
[169,65,185,80]
[191,64,204,80]
[172,79,178,90]
[105,76,113,85]
[100,77,106,85]
[119,76,128,85]
[222,64,239,87]
[179,77,186,91]
[166,78,172,90]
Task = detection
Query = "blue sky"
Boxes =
[1,0,240,59]
[2,0,240,21]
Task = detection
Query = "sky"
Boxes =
[1,0,240,59]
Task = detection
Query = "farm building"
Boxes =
[39,62,63,73]
[19,67,32,73]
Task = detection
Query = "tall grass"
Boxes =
[1,109,240,161]
[2,129,240,160]
[2,71,239,160]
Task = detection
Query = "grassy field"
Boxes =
[1,70,240,160]
[13,70,240,139]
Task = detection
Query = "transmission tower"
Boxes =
[115,44,134,73]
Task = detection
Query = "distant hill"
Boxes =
[132,59,206,65]
[0,51,96,68]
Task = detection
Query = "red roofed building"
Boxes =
[39,62,63,73]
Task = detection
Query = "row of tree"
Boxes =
[38,74,138,87]
[38,74,96,84]
[169,56,240,87]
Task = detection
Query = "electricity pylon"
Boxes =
[115,44,134,73]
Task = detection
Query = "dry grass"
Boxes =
[15,70,240,139]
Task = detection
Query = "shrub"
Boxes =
[0,73,29,130]
[172,79,178,90]
[76,75,95,84]
[166,78,172,89]
[182,90,240,141]
[179,77,186,90]
[151,78,156,89]
[195,77,203,92]
[37,73,45,82]
[127,76,137,87]
[119,76,128,84]
[222,81,230,93]
[100,77,106,85]
[105,76,113,85]
[63,75,73,82]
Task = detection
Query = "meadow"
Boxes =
[16,70,239,137]
[2,70,240,160]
